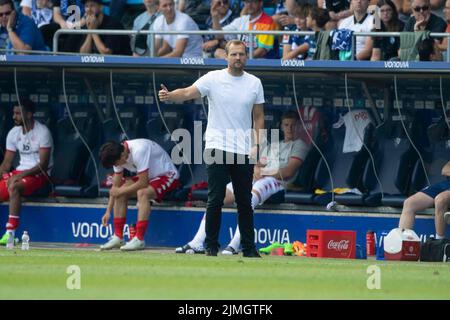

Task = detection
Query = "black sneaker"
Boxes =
[174,244,205,254]
[243,249,261,258]
[205,248,218,256]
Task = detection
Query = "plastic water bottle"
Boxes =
[21,231,29,251]
[6,231,14,250]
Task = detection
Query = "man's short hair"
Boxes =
[17,98,36,114]
[311,7,330,29]
[99,141,124,168]
[281,110,299,121]
[418,38,435,61]
[0,0,14,8]
[224,40,246,55]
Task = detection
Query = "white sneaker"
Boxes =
[444,212,450,225]
[100,235,124,251]
[120,237,145,251]
[221,246,239,255]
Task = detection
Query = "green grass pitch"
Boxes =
[1,247,449,300]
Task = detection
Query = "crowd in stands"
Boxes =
[0,0,449,60]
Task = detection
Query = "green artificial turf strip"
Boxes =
[1,249,449,299]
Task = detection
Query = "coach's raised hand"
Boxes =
[158,84,170,102]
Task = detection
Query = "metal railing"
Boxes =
[48,28,448,62]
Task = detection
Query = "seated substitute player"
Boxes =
[399,160,450,240]
[99,139,180,251]
[0,99,53,246]
[176,110,310,255]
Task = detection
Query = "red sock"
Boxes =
[136,220,148,241]
[6,215,19,231]
[114,218,126,239]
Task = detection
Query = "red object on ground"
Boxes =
[307,230,356,259]
[366,230,376,257]
[271,247,284,256]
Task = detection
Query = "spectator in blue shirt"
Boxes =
[0,0,47,53]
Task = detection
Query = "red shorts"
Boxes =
[120,172,180,202]
[148,174,180,202]
[0,170,49,201]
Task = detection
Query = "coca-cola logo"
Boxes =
[327,240,350,251]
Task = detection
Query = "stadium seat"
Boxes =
[103,106,146,142]
[285,108,372,205]
[410,114,450,192]
[312,122,372,206]
[146,106,188,154]
[33,106,55,134]
[362,117,419,207]
[52,108,100,197]
[0,106,12,158]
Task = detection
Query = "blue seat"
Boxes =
[0,106,12,158]
[53,108,100,197]
[363,118,419,207]
[146,106,188,154]
[311,123,372,206]
[410,114,450,192]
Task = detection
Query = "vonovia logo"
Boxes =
[384,61,409,69]
[180,57,204,65]
[281,59,305,67]
[81,56,105,63]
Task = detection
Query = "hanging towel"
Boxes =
[399,31,430,61]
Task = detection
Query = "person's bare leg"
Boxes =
[434,190,450,238]
[399,192,435,229]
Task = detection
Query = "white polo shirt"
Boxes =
[194,68,265,155]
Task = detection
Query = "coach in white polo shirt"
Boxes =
[338,0,374,60]
[153,0,203,57]
[158,40,265,258]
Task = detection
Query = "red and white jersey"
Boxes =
[113,139,179,180]
[6,120,53,173]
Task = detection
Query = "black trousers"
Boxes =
[205,149,256,254]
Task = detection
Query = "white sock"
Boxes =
[188,215,206,248]
[7,229,15,238]
[435,234,444,240]
[251,192,260,209]
[228,227,241,251]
